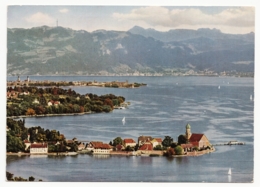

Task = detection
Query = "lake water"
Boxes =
[6,76,254,182]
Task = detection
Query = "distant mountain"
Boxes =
[7,26,254,75]
[128,26,254,42]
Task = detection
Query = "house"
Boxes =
[7,91,18,98]
[180,143,194,153]
[123,138,136,147]
[151,138,162,148]
[86,141,103,151]
[30,142,48,154]
[32,98,39,104]
[138,135,153,146]
[85,94,90,100]
[78,143,86,151]
[87,141,113,154]
[47,101,53,106]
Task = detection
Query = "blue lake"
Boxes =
[6,76,254,182]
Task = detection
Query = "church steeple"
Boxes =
[186,123,192,140]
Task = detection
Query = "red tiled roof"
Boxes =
[90,142,112,149]
[31,143,48,148]
[102,143,112,149]
[139,143,153,150]
[91,141,104,148]
[189,134,204,142]
[124,138,136,144]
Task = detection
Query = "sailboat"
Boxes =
[122,117,125,123]
[228,168,232,175]
[218,85,221,89]
[250,95,253,101]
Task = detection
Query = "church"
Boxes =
[184,123,211,149]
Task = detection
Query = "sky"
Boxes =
[7,5,255,34]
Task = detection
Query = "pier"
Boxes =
[213,141,245,146]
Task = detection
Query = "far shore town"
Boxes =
[7,123,217,157]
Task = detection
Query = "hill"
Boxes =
[7,26,254,76]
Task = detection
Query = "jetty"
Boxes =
[213,141,245,146]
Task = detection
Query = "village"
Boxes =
[7,123,215,157]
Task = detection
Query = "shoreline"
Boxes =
[6,148,215,157]
[6,111,97,119]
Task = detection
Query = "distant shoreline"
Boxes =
[7,75,254,78]
[6,111,95,119]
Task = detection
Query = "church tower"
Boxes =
[185,123,192,140]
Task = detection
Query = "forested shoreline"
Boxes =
[7,86,126,117]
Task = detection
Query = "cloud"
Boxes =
[59,8,69,13]
[25,12,55,25]
[112,7,255,33]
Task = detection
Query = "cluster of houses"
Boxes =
[7,90,30,99]
[21,124,212,156]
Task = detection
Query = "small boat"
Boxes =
[218,85,220,89]
[228,168,232,175]
[250,95,253,101]
[122,117,125,123]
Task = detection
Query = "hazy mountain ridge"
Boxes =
[7,26,254,75]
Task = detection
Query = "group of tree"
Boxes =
[6,171,40,181]
[7,86,125,117]
[6,118,79,153]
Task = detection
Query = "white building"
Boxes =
[30,143,48,154]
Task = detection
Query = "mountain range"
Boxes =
[7,25,254,75]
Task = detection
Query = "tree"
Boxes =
[154,145,163,150]
[26,108,35,116]
[125,145,134,151]
[6,132,25,152]
[28,176,35,181]
[112,137,123,146]
[6,171,14,181]
[104,98,113,108]
[166,147,175,156]
[162,136,173,147]
[178,134,187,144]
[174,145,183,155]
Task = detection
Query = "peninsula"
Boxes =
[7,76,147,88]
[7,85,128,117]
